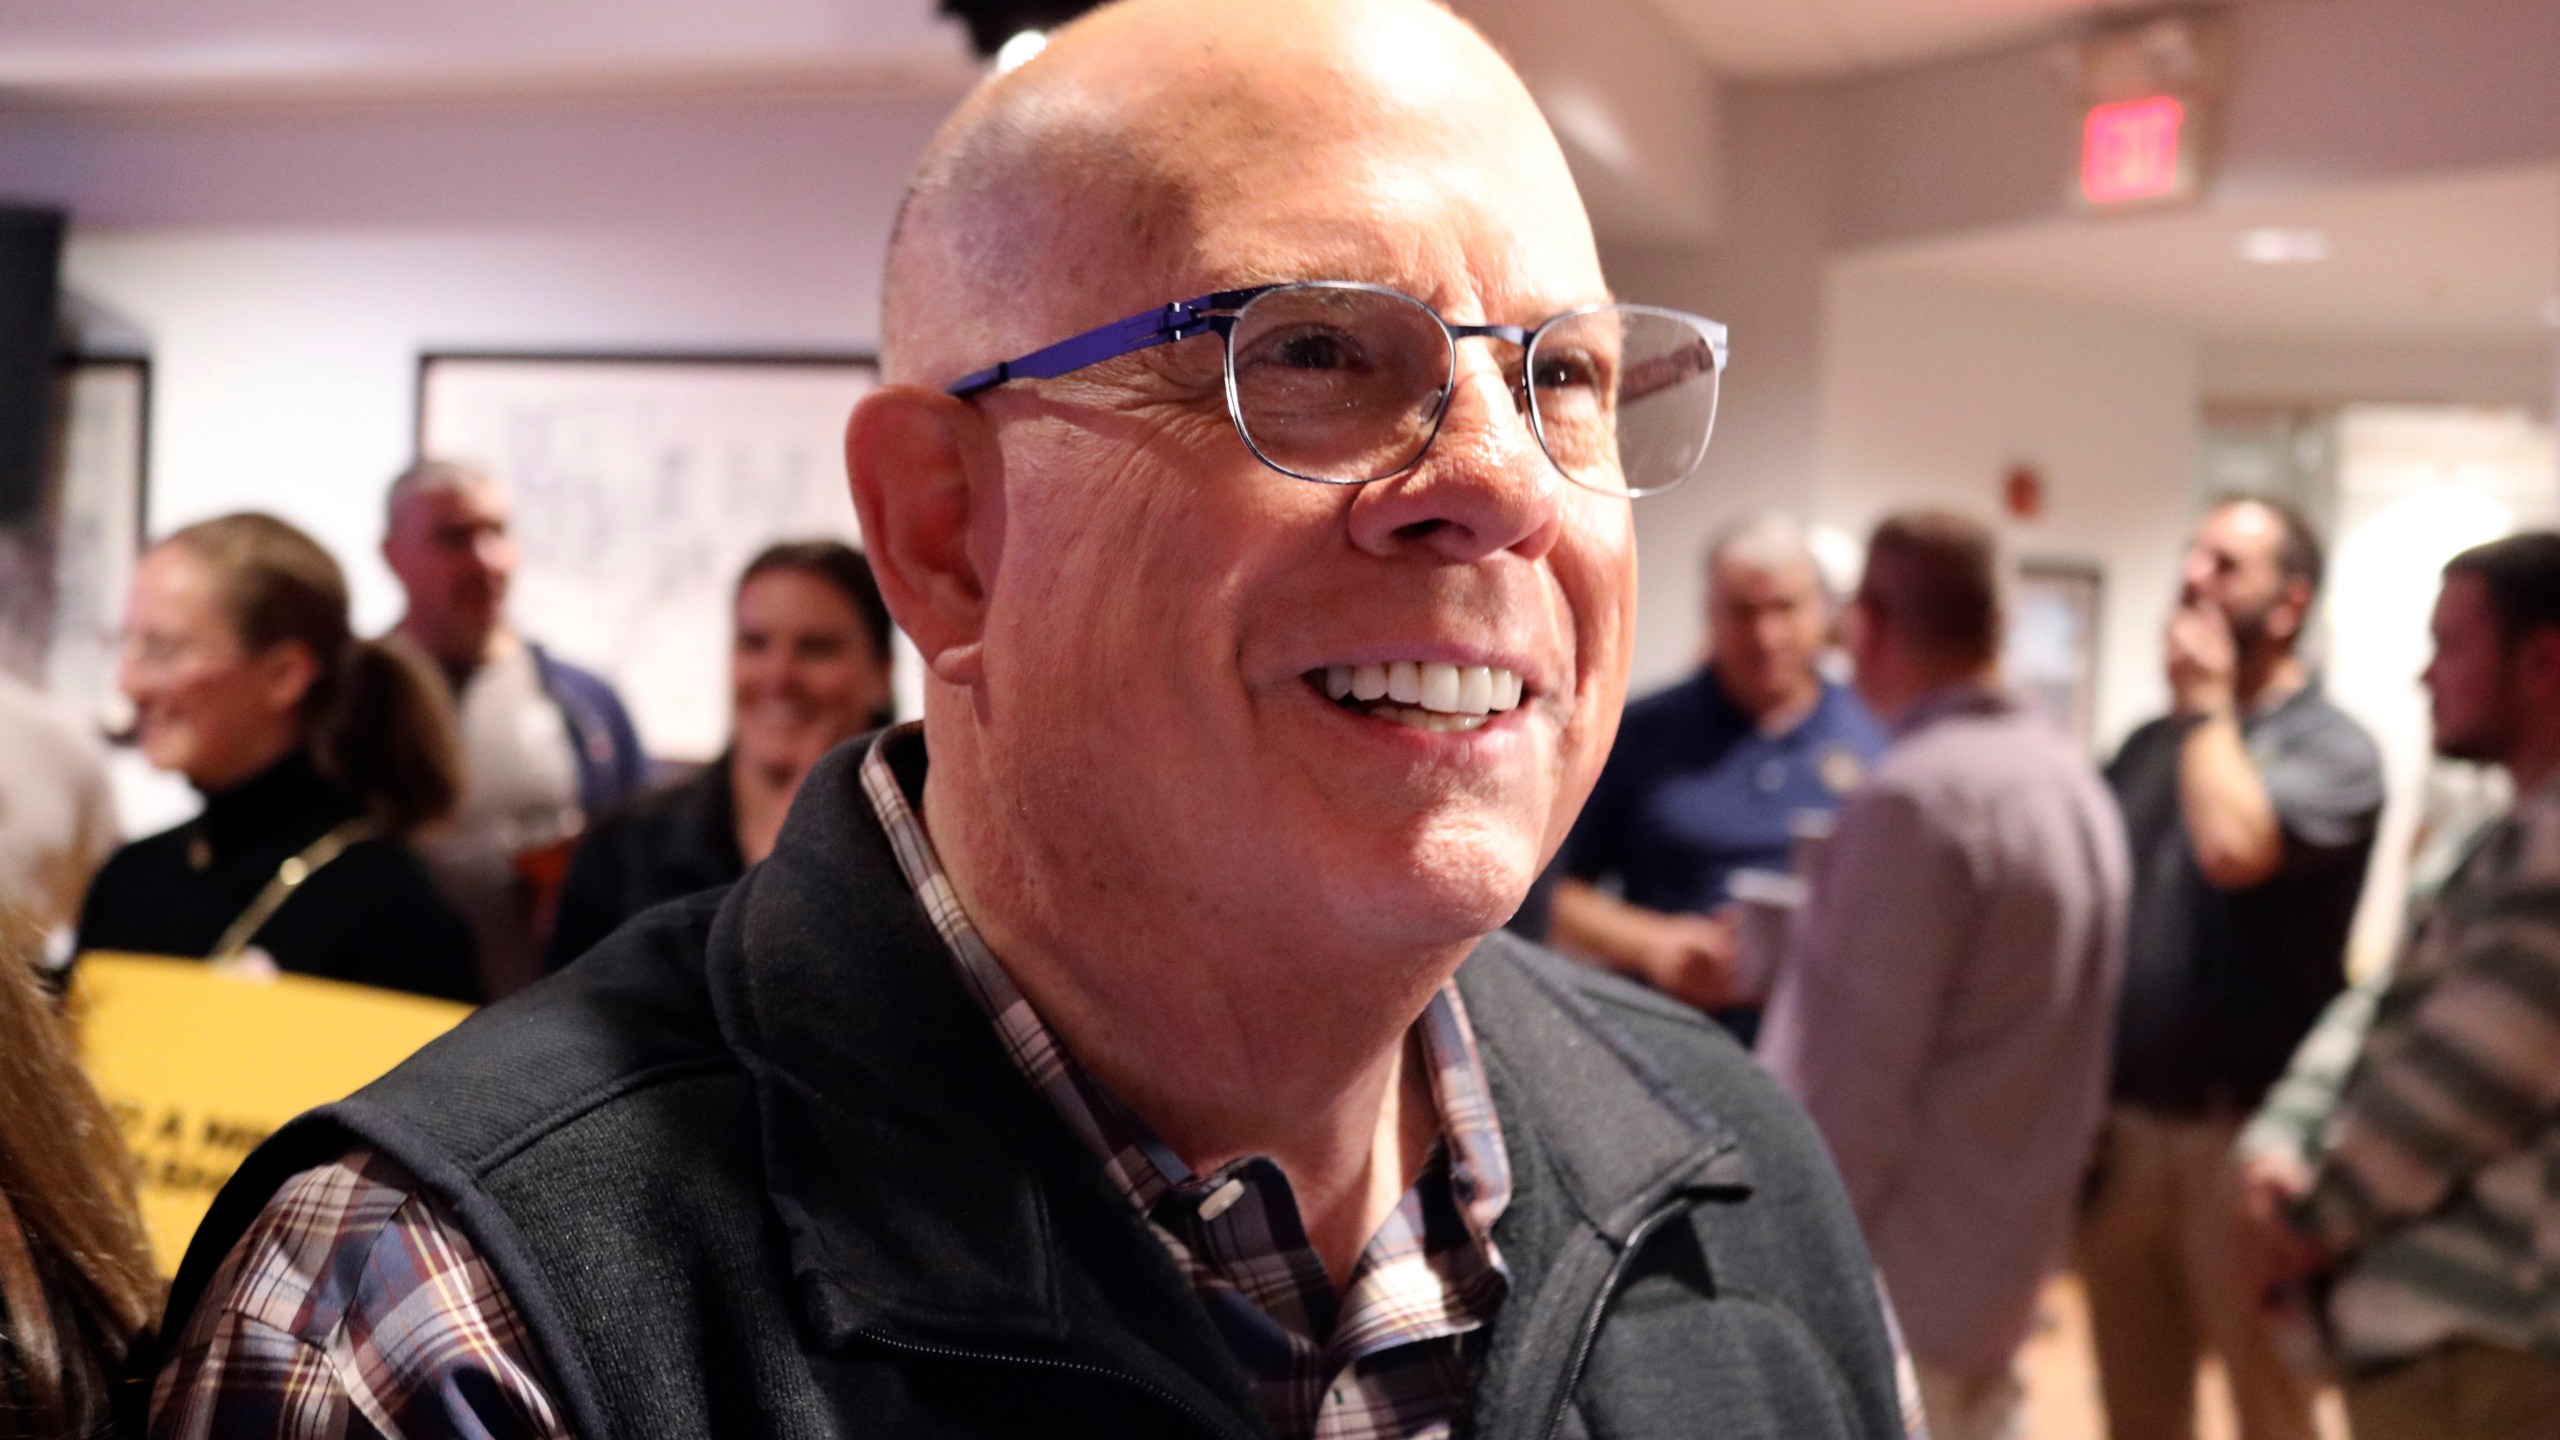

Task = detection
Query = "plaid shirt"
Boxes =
[150,1148,567,1440]
[156,726,1513,1440]
[861,726,1514,1439]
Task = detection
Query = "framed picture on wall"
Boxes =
[2006,558,2104,752]
[0,356,151,727]
[416,351,879,762]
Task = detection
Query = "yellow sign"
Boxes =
[72,953,471,1272]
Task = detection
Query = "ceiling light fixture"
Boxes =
[937,0,1101,59]
[2237,227,2330,264]
[993,29,1048,73]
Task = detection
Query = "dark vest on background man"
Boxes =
[162,744,1906,1440]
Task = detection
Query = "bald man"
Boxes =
[151,5,1908,1438]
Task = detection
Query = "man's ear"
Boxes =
[847,386,1000,688]
[2268,578,2314,644]
[2516,625,2560,705]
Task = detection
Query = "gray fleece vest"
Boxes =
[163,744,1906,1440]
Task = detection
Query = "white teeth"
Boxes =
[1312,660,1530,723]
[1395,708,1490,733]
[1419,662,1461,713]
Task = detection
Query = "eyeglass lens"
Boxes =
[1528,306,1721,498]
[1223,285,1720,496]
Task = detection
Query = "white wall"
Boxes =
[1598,84,1842,695]
[4,89,950,632]
[2204,336,2560,417]
[2324,405,2557,972]
[1817,266,2203,752]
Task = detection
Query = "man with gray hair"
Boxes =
[381,459,647,994]
[1549,512,1884,1038]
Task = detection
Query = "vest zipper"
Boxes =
[1535,1195,1698,1440]
[857,1327,1240,1439]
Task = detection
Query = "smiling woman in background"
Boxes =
[544,540,894,969]
[73,512,482,1003]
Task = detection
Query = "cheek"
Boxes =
[1554,513,1637,795]
[1563,508,1636,680]
[153,671,250,753]
[803,661,868,710]
[1000,449,1252,708]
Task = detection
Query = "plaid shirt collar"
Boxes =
[859,725,1512,1437]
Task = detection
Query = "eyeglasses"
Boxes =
[947,281,1728,498]
[118,629,238,682]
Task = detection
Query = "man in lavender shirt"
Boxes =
[1761,511,2130,1440]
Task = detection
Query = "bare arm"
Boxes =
[2168,600,2286,890]
[1549,877,1741,1011]
[2179,713,2286,890]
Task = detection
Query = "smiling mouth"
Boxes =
[1304,661,1528,734]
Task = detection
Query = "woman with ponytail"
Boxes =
[73,513,481,1002]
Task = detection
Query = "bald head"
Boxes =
[882,0,1594,387]
[847,0,1636,977]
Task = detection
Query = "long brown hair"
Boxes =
[0,919,161,1437]
[162,513,462,835]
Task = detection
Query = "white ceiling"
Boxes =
[1850,165,2560,343]
[0,0,976,104]
[0,0,2198,105]
[1633,0,2151,77]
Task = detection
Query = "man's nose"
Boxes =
[1343,361,1562,564]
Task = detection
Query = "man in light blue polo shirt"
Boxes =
[1548,514,1885,1041]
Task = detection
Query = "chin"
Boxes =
[2433,732,2494,764]
[136,730,188,776]
[1332,823,1541,948]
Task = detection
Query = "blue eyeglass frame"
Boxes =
[945,280,1731,496]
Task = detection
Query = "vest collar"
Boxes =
[704,741,1750,1426]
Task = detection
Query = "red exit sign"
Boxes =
[2081,94,2186,205]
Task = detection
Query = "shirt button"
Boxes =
[1197,1177,1246,1222]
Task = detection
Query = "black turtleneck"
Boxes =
[75,752,483,1004]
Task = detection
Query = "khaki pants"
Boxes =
[1916,1360,2025,1440]
[2343,1343,2560,1440]
[2074,1108,2321,1440]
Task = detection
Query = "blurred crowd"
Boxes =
[1512,498,2560,1440]
[6,467,2560,1440]
[6,460,897,1005]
